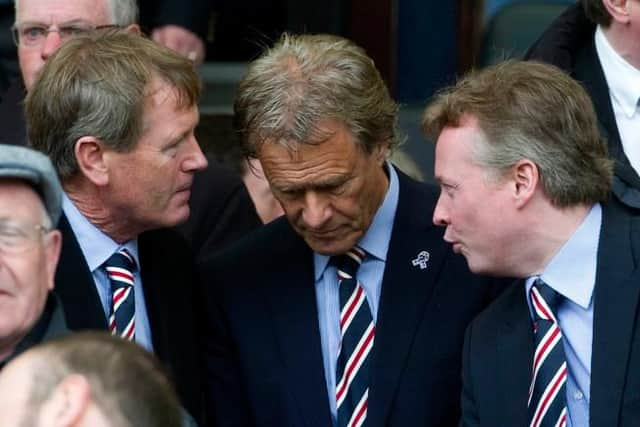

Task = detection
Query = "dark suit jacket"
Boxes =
[460,200,640,427]
[201,169,503,427]
[526,3,640,209]
[55,215,204,423]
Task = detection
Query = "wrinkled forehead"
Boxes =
[15,0,112,26]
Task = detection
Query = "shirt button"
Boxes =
[574,390,584,400]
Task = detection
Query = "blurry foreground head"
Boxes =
[0,332,182,427]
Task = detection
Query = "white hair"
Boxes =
[14,0,138,26]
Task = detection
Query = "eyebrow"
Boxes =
[16,19,95,27]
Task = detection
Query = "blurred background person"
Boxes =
[0,332,184,427]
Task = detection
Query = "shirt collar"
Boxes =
[525,203,602,310]
[62,193,139,272]
[314,161,399,280]
[595,26,640,118]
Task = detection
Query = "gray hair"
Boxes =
[14,0,138,26]
[234,33,401,157]
[423,60,613,207]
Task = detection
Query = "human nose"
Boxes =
[432,193,450,227]
[301,191,331,228]
[40,30,64,60]
[182,136,208,172]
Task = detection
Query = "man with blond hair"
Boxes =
[424,60,640,426]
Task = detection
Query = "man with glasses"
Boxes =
[1,0,262,261]
[0,144,65,371]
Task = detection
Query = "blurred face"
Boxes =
[242,158,284,224]
[103,79,208,233]
[15,0,111,90]
[259,120,389,255]
[432,117,514,275]
[0,181,61,361]
[0,352,36,427]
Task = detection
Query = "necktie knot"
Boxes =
[331,246,366,279]
[104,248,136,274]
[531,279,562,322]
[104,248,136,341]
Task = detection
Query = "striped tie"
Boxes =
[104,248,136,341]
[332,247,375,427]
[528,279,567,427]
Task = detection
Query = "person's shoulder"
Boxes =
[469,280,523,334]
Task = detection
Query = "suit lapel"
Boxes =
[496,282,533,426]
[590,202,640,426]
[263,228,333,427]
[55,214,108,330]
[574,39,622,158]
[367,173,451,426]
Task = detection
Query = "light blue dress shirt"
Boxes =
[62,194,154,352]
[314,162,399,424]
[525,203,601,427]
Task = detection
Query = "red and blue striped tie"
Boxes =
[105,248,136,341]
[528,279,567,427]
[333,247,375,427]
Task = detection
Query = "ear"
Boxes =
[38,374,91,427]
[43,230,62,292]
[125,24,141,35]
[372,142,389,165]
[603,0,632,24]
[510,159,539,209]
[74,137,110,187]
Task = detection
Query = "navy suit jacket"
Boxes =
[526,3,640,207]
[201,169,503,427]
[55,215,204,423]
[460,200,640,427]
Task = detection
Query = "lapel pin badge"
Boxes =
[411,250,430,270]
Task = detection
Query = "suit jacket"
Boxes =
[526,3,640,209]
[177,156,262,261]
[460,200,640,426]
[201,169,503,427]
[55,215,204,423]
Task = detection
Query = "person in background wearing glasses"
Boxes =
[0,144,64,371]
[1,0,263,262]
[0,0,139,146]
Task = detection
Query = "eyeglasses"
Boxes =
[0,220,52,254]
[11,23,121,47]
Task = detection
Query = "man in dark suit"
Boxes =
[201,33,501,427]
[24,31,208,423]
[526,0,640,210]
[3,0,262,260]
[423,60,640,426]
